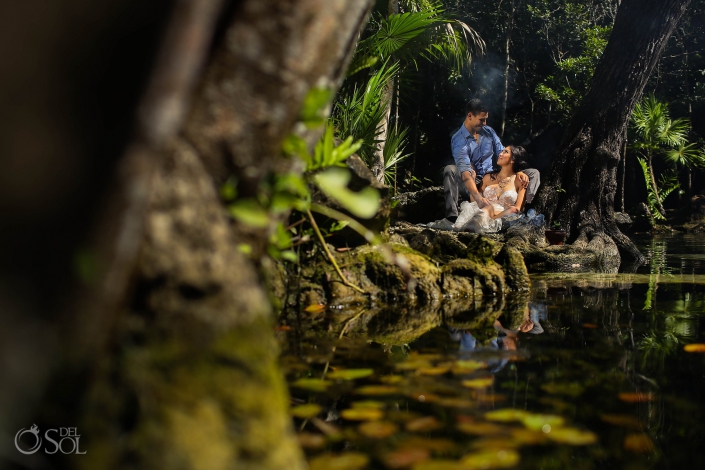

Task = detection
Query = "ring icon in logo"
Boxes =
[15,424,42,455]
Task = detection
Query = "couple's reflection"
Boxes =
[447,301,547,372]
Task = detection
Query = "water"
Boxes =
[280,234,705,469]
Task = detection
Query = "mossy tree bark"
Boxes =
[533,0,692,265]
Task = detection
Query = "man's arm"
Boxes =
[451,132,473,175]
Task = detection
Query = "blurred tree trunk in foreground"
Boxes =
[0,0,372,469]
[533,0,692,265]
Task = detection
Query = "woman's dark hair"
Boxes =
[489,145,529,181]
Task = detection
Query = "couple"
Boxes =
[430,98,539,233]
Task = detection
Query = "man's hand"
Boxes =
[517,172,530,189]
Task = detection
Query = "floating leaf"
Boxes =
[460,449,520,469]
[457,422,505,436]
[397,437,458,453]
[521,414,565,431]
[462,377,494,389]
[309,452,369,470]
[304,304,326,314]
[341,407,383,421]
[351,400,385,409]
[291,378,331,392]
[470,438,522,450]
[541,382,584,397]
[411,459,462,470]
[485,409,529,423]
[328,368,374,380]
[382,448,430,469]
[358,420,398,438]
[684,343,705,353]
[419,365,452,376]
[396,359,433,371]
[297,432,326,449]
[290,404,322,418]
[599,413,642,430]
[406,416,442,432]
[545,427,597,446]
[313,168,380,219]
[618,392,655,403]
[356,385,401,396]
[380,375,405,384]
[406,391,440,403]
[452,359,485,374]
[624,433,655,453]
[509,428,547,445]
[435,398,475,409]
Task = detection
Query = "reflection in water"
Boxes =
[281,235,705,469]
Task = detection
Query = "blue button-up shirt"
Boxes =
[450,124,503,177]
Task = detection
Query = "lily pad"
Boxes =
[356,385,401,396]
[351,400,385,409]
[624,433,655,453]
[406,416,442,432]
[382,448,430,469]
[618,392,655,403]
[545,427,597,445]
[309,452,370,470]
[460,449,520,469]
[485,409,529,423]
[290,403,322,418]
[452,360,485,374]
[411,459,462,470]
[419,365,452,376]
[291,378,331,392]
[462,377,494,389]
[457,422,505,436]
[358,420,399,438]
[341,407,384,421]
[521,413,565,431]
[327,368,374,380]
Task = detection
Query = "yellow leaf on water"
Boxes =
[457,422,505,436]
[624,433,655,453]
[396,359,433,371]
[356,385,401,396]
[452,359,485,374]
[545,427,597,446]
[521,413,565,431]
[380,375,405,384]
[405,416,442,432]
[297,432,326,449]
[411,459,462,470]
[599,413,642,430]
[510,428,547,445]
[304,303,326,314]
[618,392,655,403]
[382,448,430,469]
[460,449,520,469]
[327,368,374,380]
[290,404,322,418]
[309,452,369,470]
[462,377,494,389]
[485,408,529,422]
[419,365,452,376]
[358,420,398,438]
[684,343,705,353]
[291,378,331,392]
[341,407,383,421]
[351,400,385,409]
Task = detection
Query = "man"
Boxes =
[443,99,538,222]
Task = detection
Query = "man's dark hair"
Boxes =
[466,99,487,115]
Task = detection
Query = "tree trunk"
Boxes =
[499,0,516,138]
[533,0,692,265]
[0,0,374,469]
[371,0,400,183]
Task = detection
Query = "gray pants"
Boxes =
[443,165,540,219]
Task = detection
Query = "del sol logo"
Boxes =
[14,424,87,455]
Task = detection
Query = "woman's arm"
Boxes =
[489,178,527,219]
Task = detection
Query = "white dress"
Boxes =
[453,176,519,233]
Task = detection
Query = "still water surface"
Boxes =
[281,234,705,469]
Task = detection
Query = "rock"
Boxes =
[614,211,632,231]
[391,186,445,224]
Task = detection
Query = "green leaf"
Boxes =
[327,368,374,380]
[301,87,331,128]
[313,168,380,219]
[280,250,299,263]
[228,199,270,227]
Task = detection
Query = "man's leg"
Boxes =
[522,168,540,204]
[443,165,465,221]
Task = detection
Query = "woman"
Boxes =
[453,145,529,233]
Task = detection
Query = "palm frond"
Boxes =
[383,125,412,187]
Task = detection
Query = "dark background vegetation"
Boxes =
[392,0,705,212]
